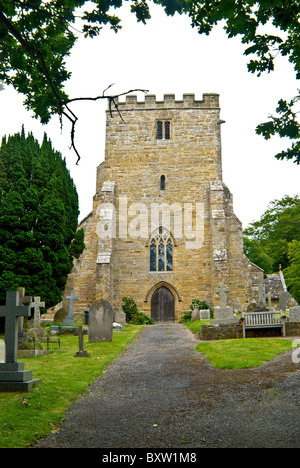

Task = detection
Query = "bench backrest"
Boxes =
[242,311,283,327]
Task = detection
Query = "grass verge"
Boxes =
[196,338,294,369]
[0,324,142,448]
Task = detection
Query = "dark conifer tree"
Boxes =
[0,128,85,307]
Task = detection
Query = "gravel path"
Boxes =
[35,323,300,449]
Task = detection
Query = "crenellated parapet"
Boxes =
[108,93,220,111]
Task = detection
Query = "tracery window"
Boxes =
[150,227,173,272]
[156,121,171,140]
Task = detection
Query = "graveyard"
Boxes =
[0,282,299,447]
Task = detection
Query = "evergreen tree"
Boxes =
[0,129,84,307]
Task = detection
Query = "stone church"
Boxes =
[63,93,263,321]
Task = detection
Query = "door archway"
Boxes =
[151,286,175,322]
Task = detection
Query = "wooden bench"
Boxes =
[241,311,287,338]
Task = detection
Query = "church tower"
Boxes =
[64,93,262,321]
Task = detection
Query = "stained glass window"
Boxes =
[149,228,173,272]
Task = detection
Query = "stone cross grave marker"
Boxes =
[88,299,114,342]
[64,290,79,324]
[0,291,41,391]
[213,282,235,324]
[74,325,90,357]
[252,275,269,311]
[215,282,229,309]
[30,297,45,327]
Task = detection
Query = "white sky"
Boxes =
[0,2,299,229]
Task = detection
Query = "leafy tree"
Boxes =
[243,195,300,299]
[1,1,300,163]
[243,237,274,273]
[0,128,85,307]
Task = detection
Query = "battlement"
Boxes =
[108,93,220,111]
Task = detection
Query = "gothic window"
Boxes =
[156,121,171,140]
[160,175,166,190]
[150,227,173,272]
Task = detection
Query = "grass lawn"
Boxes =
[185,320,295,370]
[196,338,294,370]
[0,324,142,448]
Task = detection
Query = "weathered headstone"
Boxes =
[212,282,236,324]
[88,299,114,342]
[289,306,300,322]
[200,309,210,321]
[54,307,68,322]
[74,326,90,357]
[279,291,293,311]
[114,309,126,325]
[30,296,45,327]
[191,307,200,321]
[63,290,79,324]
[0,291,41,392]
[252,275,269,311]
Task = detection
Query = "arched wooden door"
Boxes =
[151,286,175,322]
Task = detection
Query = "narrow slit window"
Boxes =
[157,121,163,139]
[160,175,166,190]
[164,121,170,139]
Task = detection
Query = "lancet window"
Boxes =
[156,121,171,140]
[150,227,173,272]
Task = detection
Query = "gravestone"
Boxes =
[63,290,79,325]
[252,275,269,311]
[0,291,41,392]
[191,307,200,321]
[289,306,300,322]
[30,296,45,327]
[279,291,293,311]
[74,326,90,357]
[212,282,236,324]
[114,309,126,325]
[88,299,114,342]
[54,307,68,322]
[200,309,210,321]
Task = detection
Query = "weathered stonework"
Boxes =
[63,93,263,321]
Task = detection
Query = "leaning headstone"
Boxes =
[212,282,237,324]
[54,307,68,322]
[279,291,293,312]
[88,299,114,342]
[74,326,90,357]
[289,306,300,322]
[63,290,79,325]
[0,291,41,392]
